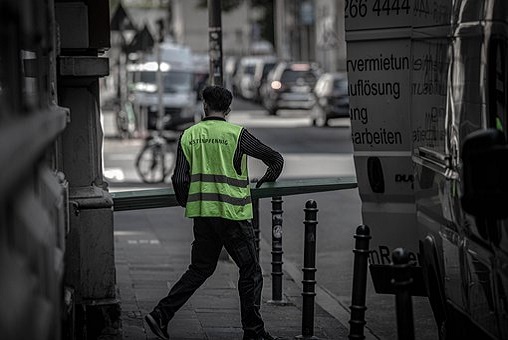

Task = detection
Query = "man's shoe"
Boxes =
[243,330,282,340]
[144,308,169,339]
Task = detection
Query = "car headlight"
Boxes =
[271,81,282,90]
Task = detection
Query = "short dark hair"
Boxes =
[201,86,232,112]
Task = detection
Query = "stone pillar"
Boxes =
[55,2,120,339]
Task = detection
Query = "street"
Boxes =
[6,1,508,339]
[104,99,437,339]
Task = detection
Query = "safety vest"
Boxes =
[180,119,253,220]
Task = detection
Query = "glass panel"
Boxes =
[243,65,255,75]
[488,38,507,139]
[132,71,193,93]
[280,70,317,84]
[411,36,450,155]
[262,63,276,78]
[163,71,192,92]
[20,50,39,109]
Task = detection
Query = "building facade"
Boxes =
[171,0,251,56]
[275,0,346,72]
[0,1,119,339]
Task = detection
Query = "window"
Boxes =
[488,38,507,139]
[280,69,317,84]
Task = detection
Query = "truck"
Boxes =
[127,42,199,131]
[346,1,508,339]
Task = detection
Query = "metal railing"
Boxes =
[111,176,358,338]
[111,176,357,211]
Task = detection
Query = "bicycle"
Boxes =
[135,129,179,183]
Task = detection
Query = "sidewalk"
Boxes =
[114,208,350,340]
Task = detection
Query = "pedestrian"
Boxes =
[145,85,284,340]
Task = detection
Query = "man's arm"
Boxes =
[171,135,190,207]
[234,128,284,186]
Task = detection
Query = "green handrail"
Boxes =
[111,176,357,212]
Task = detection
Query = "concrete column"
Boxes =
[58,55,119,340]
[55,2,119,339]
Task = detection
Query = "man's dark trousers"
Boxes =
[156,216,265,337]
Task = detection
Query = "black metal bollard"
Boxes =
[296,200,320,340]
[268,196,287,305]
[348,225,371,340]
[392,248,415,340]
[252,198,260,260]
[250,178,260,260]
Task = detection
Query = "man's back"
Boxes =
[180,118,253,220]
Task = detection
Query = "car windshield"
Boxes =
[163,71,193,92]
[333,78,348,91]
[281,69,317,84]
[243,65,256,75]
[134,71,193,93]
[262,63,276,78]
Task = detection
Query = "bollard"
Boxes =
[250,178,260,260]
[295,200,320,340]
[392,248,415,340]
[252,198,260,261]
[268,196,287,305]
[348,225,371,340]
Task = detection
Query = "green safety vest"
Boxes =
[180,119,252,220]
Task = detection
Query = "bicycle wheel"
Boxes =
[161,140,177,179]
[135,142,167,183]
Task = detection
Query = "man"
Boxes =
[145,85,284,340]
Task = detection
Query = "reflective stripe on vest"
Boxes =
[181,120,253,220]
[190,174,250,188]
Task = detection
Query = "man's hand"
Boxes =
[255,179,265,188]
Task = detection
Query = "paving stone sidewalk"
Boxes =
[114,209,349,340]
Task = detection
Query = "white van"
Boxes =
[347,1,508,339]
[128,42,197,131]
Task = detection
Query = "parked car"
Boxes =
[126,43,197,131]
[224,56,239,93]
[261,61,321,115]
[249,57,278,102]
[311,72,349,127]
[233,56,259,99]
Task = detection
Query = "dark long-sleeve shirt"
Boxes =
[171,116,284,207]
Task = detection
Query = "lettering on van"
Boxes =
[350,107,403,146]
[345,0,411,19]
[412,52,448,96]
[349,80,401,99]
[352,128,403,146]
[347,54,410,72]
[369,245,419,265]
[412,106,446,146]
[350,107,368,125]
[413,0,451,24]
[411,81,446,96]
[395,174,414,183]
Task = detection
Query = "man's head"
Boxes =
[201,85,233,116]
